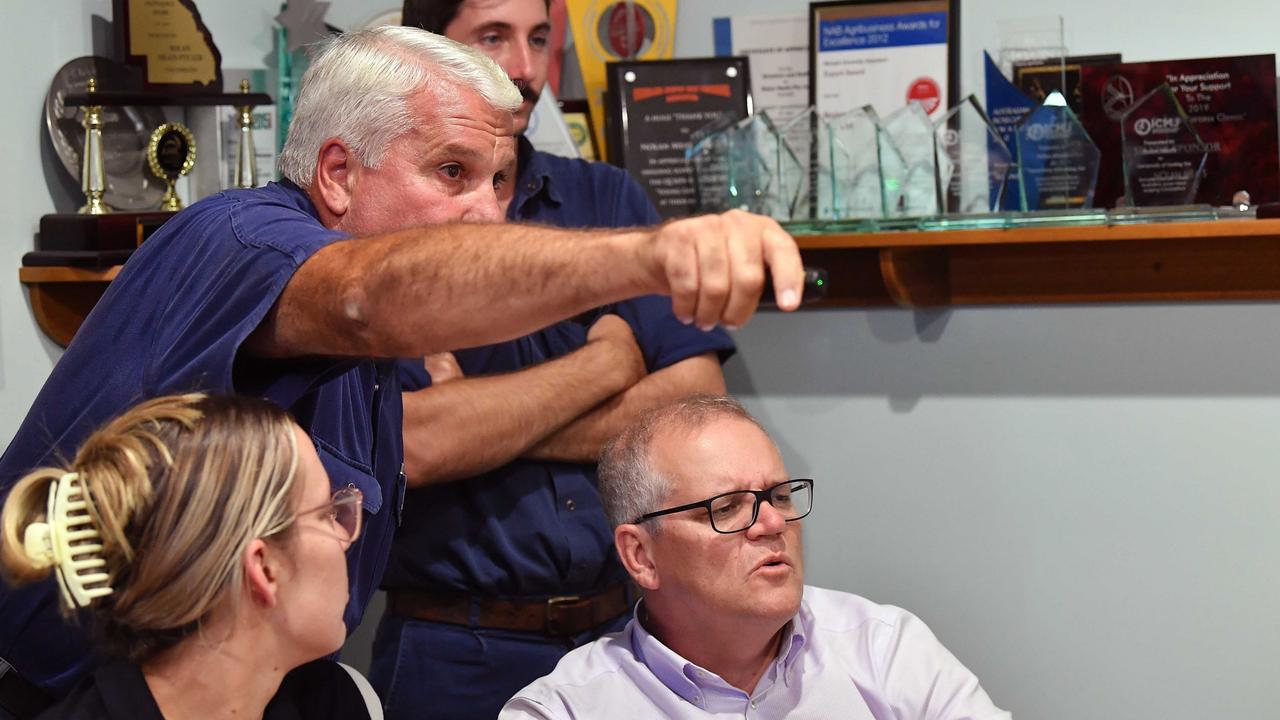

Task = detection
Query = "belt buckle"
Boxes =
[545,594,584,636]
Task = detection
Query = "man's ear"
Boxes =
[243,538,281,609]
[313,139,355,219]
[615,524,660,591]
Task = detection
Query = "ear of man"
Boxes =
[314,140,355,219]
[615,524,660,591]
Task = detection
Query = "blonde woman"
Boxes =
[0,394,380,719]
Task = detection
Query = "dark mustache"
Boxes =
[511,79,539,104]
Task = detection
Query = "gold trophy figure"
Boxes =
[234,79,258,188]
[147,122,196,211]
[78,78,112,215]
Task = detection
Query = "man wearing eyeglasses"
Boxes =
[500,395,1010,719]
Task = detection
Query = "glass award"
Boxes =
[934,95,1015,214]
[1014,91,1101,210]
[1120,84,1209,207]
[819,105,886,219]
[880,102,940,217]
[687,113,801,220]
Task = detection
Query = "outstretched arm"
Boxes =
[244,211,802,359]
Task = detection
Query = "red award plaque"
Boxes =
[1079,54,1278,208]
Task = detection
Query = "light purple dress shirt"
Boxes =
[500,585,1011,720]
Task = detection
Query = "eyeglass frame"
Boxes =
[632,479,814,534]
[293,483,364,546]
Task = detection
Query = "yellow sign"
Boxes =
[126,0,221,87]
[565,0,676,159]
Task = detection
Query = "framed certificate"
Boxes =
[808,0,958,120]
[605,57,752,218]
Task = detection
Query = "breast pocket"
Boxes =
[312,438,384,514]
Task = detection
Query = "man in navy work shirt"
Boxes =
[0,26,805,718]
[373,4,733,718]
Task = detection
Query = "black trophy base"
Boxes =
[38,211,174,253]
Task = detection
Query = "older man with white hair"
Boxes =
[501,396,1011,720]
[0,26,803,718]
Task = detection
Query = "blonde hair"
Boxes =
[0,393,302,662]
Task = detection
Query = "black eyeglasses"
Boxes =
[633,479,814,534]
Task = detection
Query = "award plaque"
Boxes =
[1012,54,1120,113]
[880,102,939,216]
[809,0,957,121]
[606,57,751,218]
[934,95,1015,215]
[115,0,222,90]
[818,105,886,219]
[686,112,804,220]
[148,123,196,210]
[1014,91,1101,210]
[1080,54,1279,207]
[1120,84,1209,207]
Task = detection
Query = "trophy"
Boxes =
[79,78,112,215]
[880,102,939,217]
[1120,84,1209,207]
[818,106,886,219]
[234,79,258,188]
[147,122,196,211]
[1014,90,1100,210]
[934,95,1016,215]
[687,112,804,221]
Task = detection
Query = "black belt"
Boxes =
[0,659,55,719]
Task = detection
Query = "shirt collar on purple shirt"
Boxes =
[628,600,809,711]
[512,135,564,212]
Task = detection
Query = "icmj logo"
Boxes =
[1025,121,1071,142]
[1133,116,1181,137]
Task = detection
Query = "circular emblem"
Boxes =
[599,2,655,57]
[1133,117,1152,136]
[1103,75,1135,121]
[147,122,196,181]
[906,77,941,114]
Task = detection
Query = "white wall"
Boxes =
[3,2,1280,719]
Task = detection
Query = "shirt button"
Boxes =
[750,700,758,709]
[565,499,577,510]
[526,181,537,191]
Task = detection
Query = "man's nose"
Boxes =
[463,186,504,222]
[747,499,788,537]
[506,42,536,84]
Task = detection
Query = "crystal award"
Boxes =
[1120,84,1210,207]
[819,106,887,219]
[1014,91,1101,210]
[934,95,1016,214]
[880,102,940,217]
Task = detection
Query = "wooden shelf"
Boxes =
[19,266,121,347]
[796,218,1280,308]
[19,218,1280,347]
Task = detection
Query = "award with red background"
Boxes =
[1079,54,1278,208]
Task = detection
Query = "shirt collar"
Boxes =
[511,135,564,213]
[629,599,807,709]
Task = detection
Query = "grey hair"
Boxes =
[277,26,521,185]
[598,395,767,531]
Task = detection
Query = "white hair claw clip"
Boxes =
[23,473,114,608]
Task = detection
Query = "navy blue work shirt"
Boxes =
[0,180,404,695]
[382,138,736,599]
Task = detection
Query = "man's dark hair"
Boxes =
[403,0,551,35]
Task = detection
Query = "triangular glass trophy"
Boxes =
[1014,90,1101,210]
[881,102,940,216]
[1120,84,1210,207]
[819,105,885,219]
[934,95,1015,214]
[686,114,744,214]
